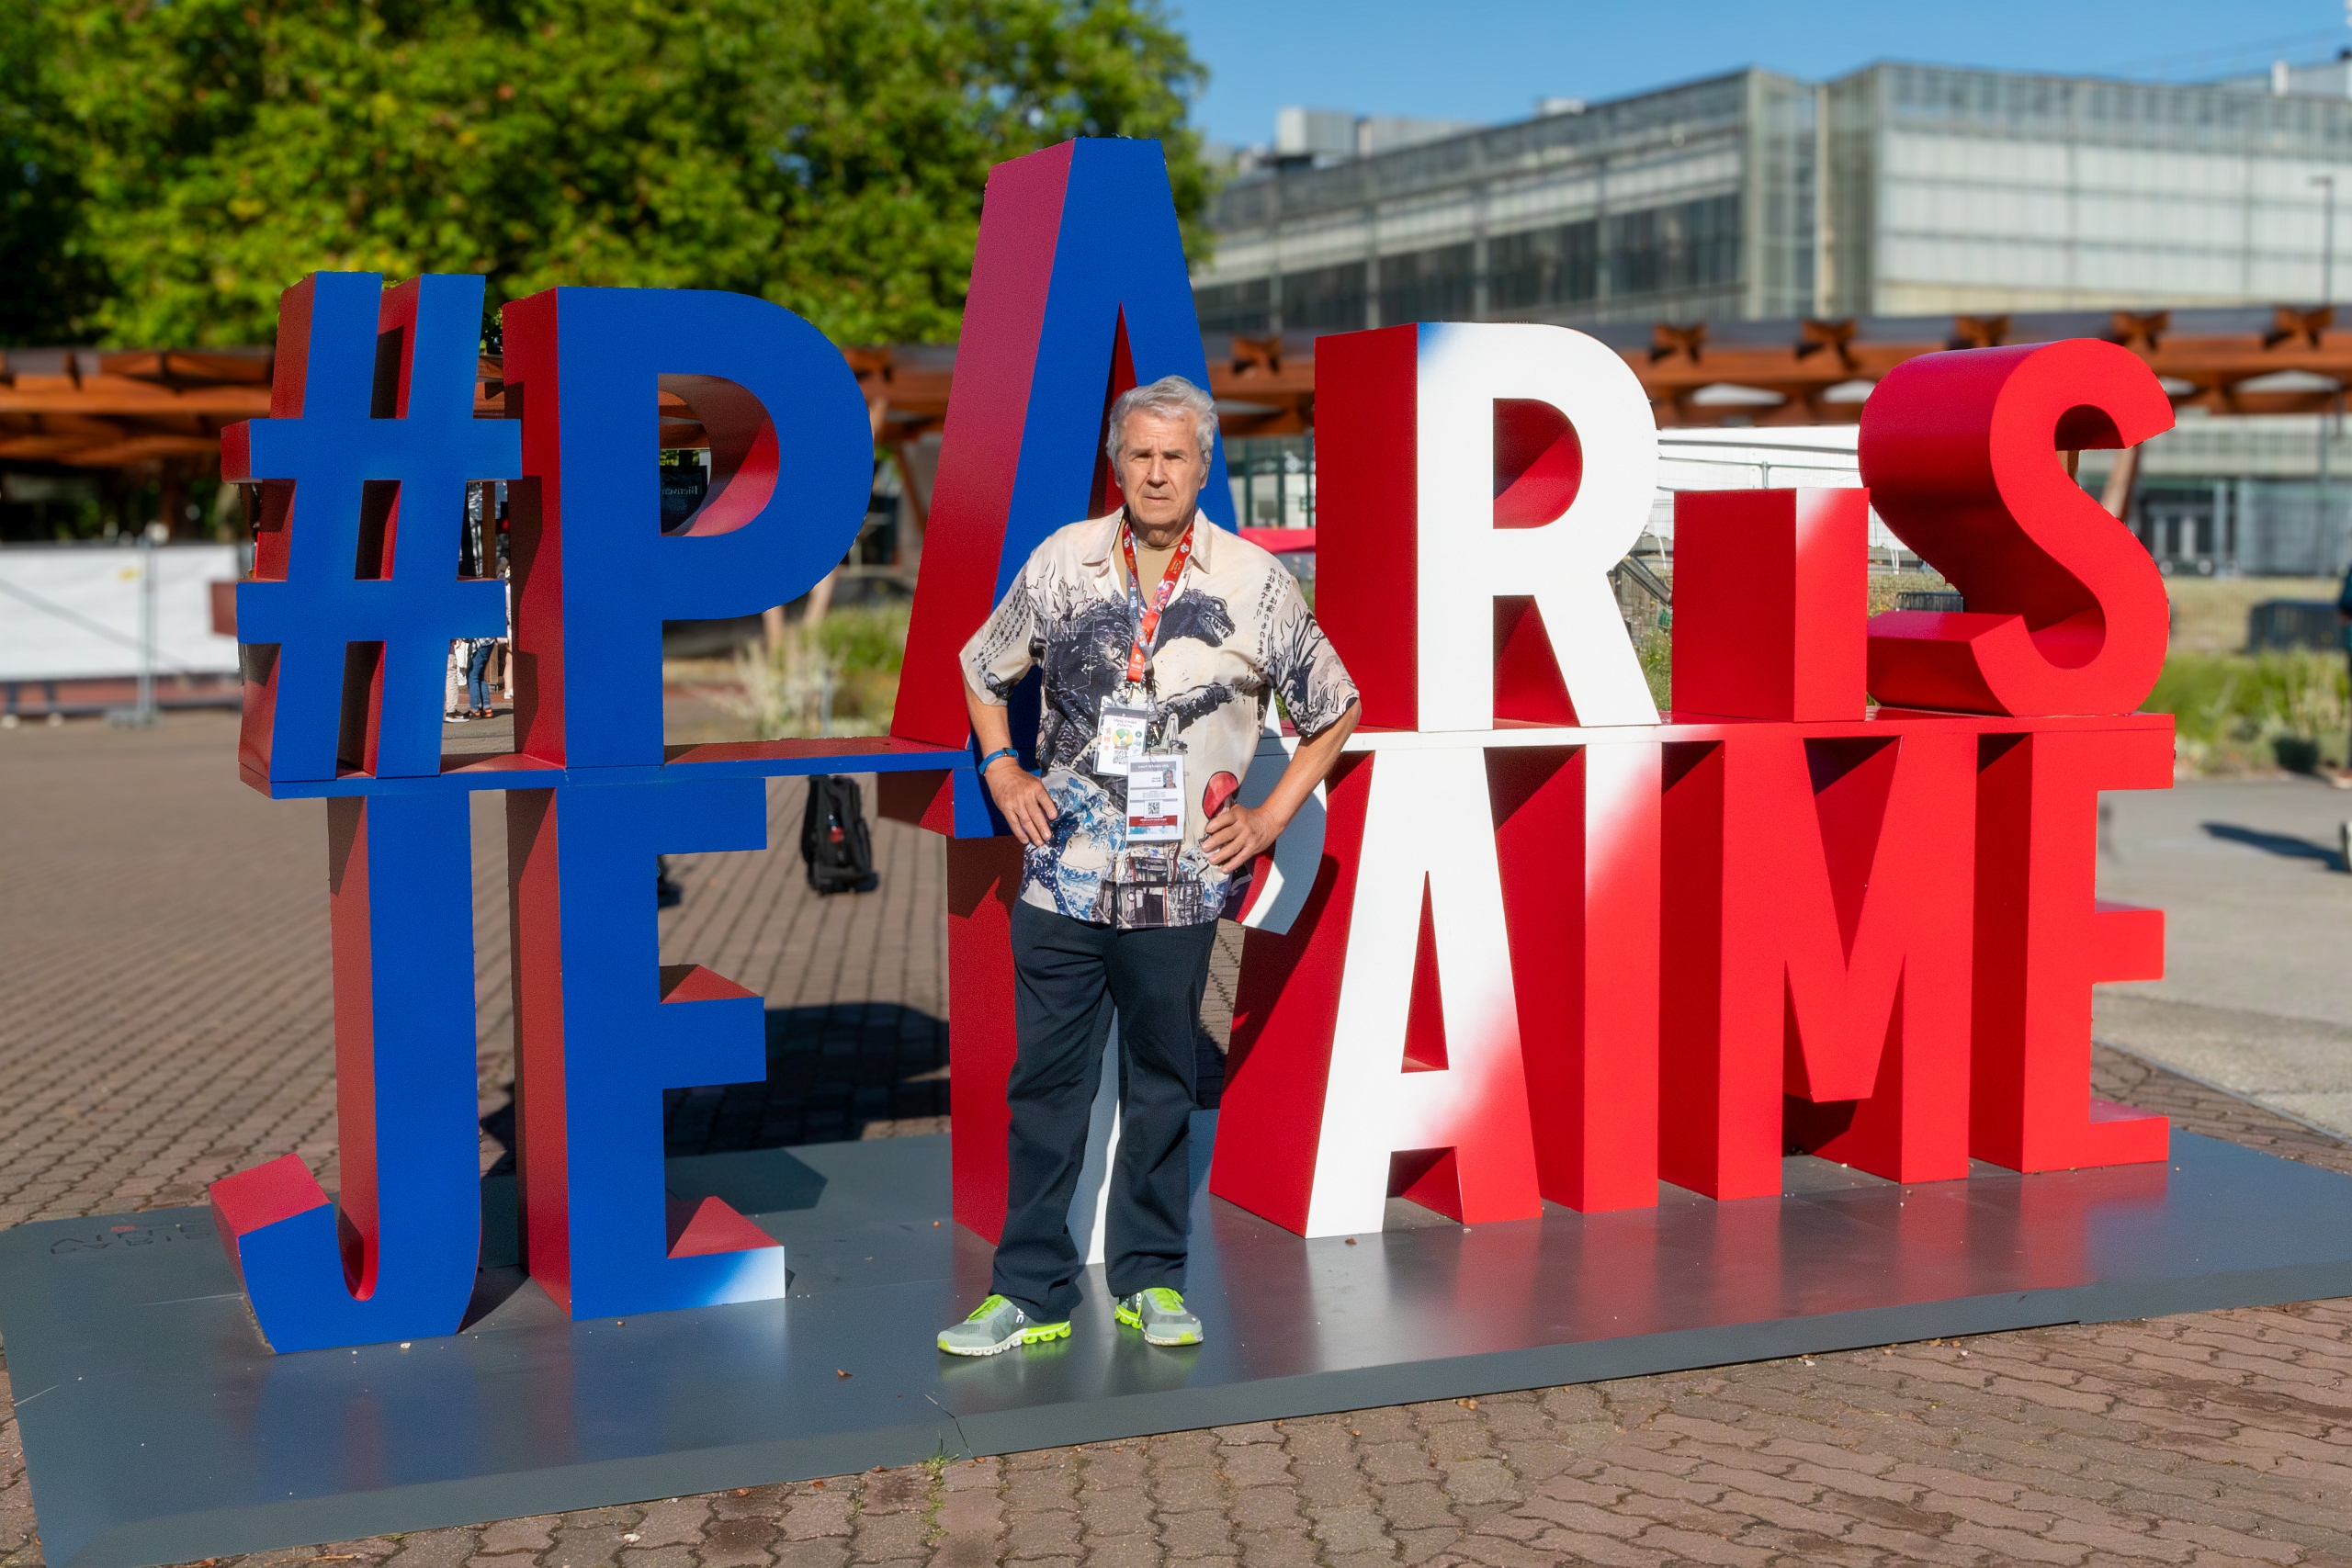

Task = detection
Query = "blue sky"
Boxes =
[1172,0,2352,146]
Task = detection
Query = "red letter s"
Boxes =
[1860,340,2173,717]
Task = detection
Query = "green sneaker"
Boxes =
[936,1294,1070,1357]
[1115,1287,1204,1347]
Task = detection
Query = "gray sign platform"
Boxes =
[4,1126,2349,1568]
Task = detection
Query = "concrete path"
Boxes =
[2097,775,2352,1137]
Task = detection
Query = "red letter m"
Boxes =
[1662,726,1976,1198]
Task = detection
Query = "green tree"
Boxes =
[0,0,108,344]
[40,0,1212,348]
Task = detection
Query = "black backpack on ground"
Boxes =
[801,775,878,895]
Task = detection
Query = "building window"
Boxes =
[1562,220,1600,302]
[1487,228,1548,311]
[1377,242,1476,325]
[1195,278,1272,336]
[1606,209,1665,297]
[1488,219,1602,310]
[1201,192,1739,333]
[1684,194,1742,289]
[1602,193,1741,299]
[1280,262,1370,333]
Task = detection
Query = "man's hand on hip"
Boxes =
[1202,800,1283,871]
[986,759,1059,847]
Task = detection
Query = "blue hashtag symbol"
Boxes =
[225,273,520,784]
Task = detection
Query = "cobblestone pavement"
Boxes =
[5,714,2352,1567]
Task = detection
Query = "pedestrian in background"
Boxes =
[463,637,495,720]
[444,640,468,724]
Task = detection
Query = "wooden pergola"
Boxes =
[0,347,274,535]
[12,306,2352,522]
[1179,307,2352,438]
[729,310,2352,558]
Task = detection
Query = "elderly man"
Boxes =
[938,374,1360,1355]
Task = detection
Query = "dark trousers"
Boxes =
[992,900,1216,1320]
[465,642,494,710]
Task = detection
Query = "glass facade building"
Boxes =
[1195,63,2352,333]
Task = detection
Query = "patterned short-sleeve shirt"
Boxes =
[961,510,1359,929]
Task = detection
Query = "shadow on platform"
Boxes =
[478,1003,1225,1169]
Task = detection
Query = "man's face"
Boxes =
[1117,409,1211,530]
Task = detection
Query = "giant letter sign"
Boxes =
[1659,490,1973,1196]
[1216,749,1544,1235]
[881,138,1237,1241]
[502,288,874,769]
[213,141,2176,1358]
[1490,740,1661,1213]
[1659,728,1976,1199]
[211,269,955,1351]
[1202,327,2172,1232]
[1316,322,1660,730]
[1860,339,2174,717]
[209,795,483,1353]
[508,779,789,1318]
[224,273,516,787]
[1971,728,2170,1170]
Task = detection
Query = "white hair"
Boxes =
[1104,374,1219,465]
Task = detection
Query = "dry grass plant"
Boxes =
[725,604,910,739]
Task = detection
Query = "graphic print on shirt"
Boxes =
[963,513,1358,929]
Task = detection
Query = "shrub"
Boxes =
[728,604,909,739]
[2145,649,2350,773]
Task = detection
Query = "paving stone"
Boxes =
[776,1493,854,1541]
[1210,1423,1281,1447]
[1306,1505,1392,1556]
[1070,1485,1153,1537]
[1214,1446,1292,1490]
[1077,1538,1163,1568]
[996,1508,1078,1560]
[843,1506,927,1560]
[930,1539,1001,1568]
[1442,1530,1611,1568]
[710,1486,792,1521]
[546,1520,630,1568]
[932,1488,1000,1536]
[1144,1466,1224,1515]
[1387,1526,1461,1566]
[695,1514,778,1567]
[615,1545,696,1568]
[1228,1528,1317,1568]
[1218,1484,1306,1534]
[995,1475,1076,1517]
[476,1516,559,1555]
[630,1498,709,1549]
[767,1546,849,1568]
[1149,1509,1231,1559]
[1289,1461,1374,1510]
[858,1470,927,1514]
[1432,1459,1516,1507]
[384,1530,488,1568]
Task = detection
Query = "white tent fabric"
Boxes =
[0,545,242,682]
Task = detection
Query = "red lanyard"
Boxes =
[1120,520,1194,687]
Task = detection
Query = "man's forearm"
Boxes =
[966,684,1014,756]
[1261,702,1359,829]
